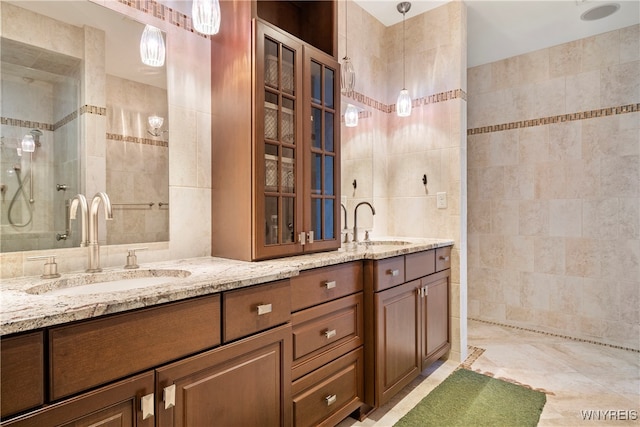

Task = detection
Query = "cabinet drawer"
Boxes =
[436,246,452,271]
[49,295,221,400]
[405,250,436,281]
[291,293,363,379]
[291,262,363,311]
[372,256,405,291]
[1,332,44,419]
[292,348,363,427]
[223,279,291,342]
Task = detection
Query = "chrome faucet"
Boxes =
[87,192,113,272]
[341,203,350,243]
[353,201,375,242]
[69,194,89,247]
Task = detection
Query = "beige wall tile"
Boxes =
[534,236,565,274]
[620,24,640,63]
[549,199,582,237]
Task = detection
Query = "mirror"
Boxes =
[0,1,168,253]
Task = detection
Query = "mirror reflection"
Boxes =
[0,1,169,253]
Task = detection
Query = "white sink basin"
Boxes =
[27,269,191,296]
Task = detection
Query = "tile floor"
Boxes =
[338,319,640,426]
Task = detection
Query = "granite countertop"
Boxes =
[0,237,453,336]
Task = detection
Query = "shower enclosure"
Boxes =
[0,38,81,252]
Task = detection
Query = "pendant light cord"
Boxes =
[402,9,406,90]
[345,0,349,59]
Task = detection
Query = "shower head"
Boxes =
[30,129,43,137]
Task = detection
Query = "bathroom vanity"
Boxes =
[0,239,452,426]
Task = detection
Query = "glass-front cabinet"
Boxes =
[254,23,340,259]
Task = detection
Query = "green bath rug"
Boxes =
[394,368,546,427]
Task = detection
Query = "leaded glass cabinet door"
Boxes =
[303,46,341,253]
[255,23,304,259]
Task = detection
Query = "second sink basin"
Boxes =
[27,269,192,296]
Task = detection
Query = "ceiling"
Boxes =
[354,0,640,67]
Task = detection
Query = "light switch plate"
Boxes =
[437,192,447,209]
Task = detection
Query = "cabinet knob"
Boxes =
[325,394,337,406]
[439,255,450,262]
[324,329,337,339]
[324,280,337,290]
[257,303,273,315]
[141,393,155,420]
[163,384,176,409]
[387,269,400,277]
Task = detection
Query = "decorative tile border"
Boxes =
[0,117,54,132]
[107,132,168,147]
[467,103,640,136]
[116,0,210,39]
[80,105,107,116]
[342,88,466,118]
[54,110,78,130]
[469,318,640,353]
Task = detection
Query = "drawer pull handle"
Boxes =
[439,255,450,261]
[257,304,272,315]
[324,329,337,339]
[164,384,176,409]
[387,269,400,277]
[325,280,337,289]
[141,393,155,420]
[325,394,337,406]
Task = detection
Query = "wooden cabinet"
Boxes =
[212,3,340,261]
[2,372,154,427]
[156,324,292,427]
[365,249,452,408]
[1,280,292,427]
[290,262,364,425]
[0,332,44,419]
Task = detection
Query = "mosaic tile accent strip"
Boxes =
[344,88,467,115]
[467,103,640,135]
[107,133,168,148]
[53,110,78,131]
[117,0,210,39]
[80,105,107,116]
[469,318,640,353]
[340,110,373,123]
[0,117,54,132]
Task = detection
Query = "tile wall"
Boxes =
[467,24,640,351]
[340,0,468,361]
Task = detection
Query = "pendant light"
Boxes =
[396,2,412,117]
[345,104,358,127]
[341,0,356,96]
[192,0,221,36]
[140,24,165,67]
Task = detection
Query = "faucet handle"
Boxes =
[124,247,148,269]
[27,255,61,279]
[364,229,372,242]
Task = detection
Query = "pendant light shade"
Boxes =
[396,89,412,117]
[396,2,412,117]
[140,24,165,67]
[21,134,35,153]
[345,104,358,127]
[192,0,221,35]
[341,0,356,96]
[341,57,356,96]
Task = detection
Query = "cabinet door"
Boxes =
[156,324,292,427]
[421,271,451,368]
[0,332,44,419]
[374,280,421,407]
[302,46,340,253]
[2,372,154,427]
[255,23,304,259]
